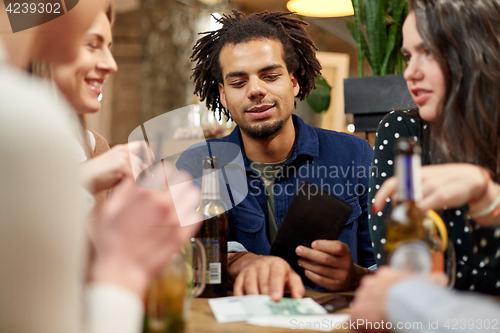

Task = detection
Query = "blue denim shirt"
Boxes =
[177,115,375,268]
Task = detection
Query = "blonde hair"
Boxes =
[28,2,115,159]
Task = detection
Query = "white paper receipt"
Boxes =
[208,295,327,323]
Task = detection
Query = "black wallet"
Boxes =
[269,181,353,288]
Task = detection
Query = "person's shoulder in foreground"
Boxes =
[1,55,88,332]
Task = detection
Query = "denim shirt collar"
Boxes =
[225,115,320,172]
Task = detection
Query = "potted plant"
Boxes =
[294,76,332,128]
[344,0,416,132]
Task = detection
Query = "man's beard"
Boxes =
[240,119,284,139]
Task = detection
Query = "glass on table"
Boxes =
[145,238,206,333]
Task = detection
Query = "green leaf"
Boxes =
[346,19,365,77]
[306,76,332,114]
[350,0,366,77]
[347,0,408,76]
[381,0,407,74]
[388,0,401,14]
[365,0,387,75]
[358,0,367,23]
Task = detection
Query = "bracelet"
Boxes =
[467,183,500,219]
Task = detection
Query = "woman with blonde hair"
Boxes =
[33,3,148,230]
[0,1,201,332]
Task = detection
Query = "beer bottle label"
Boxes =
[208,263,222,284]
[389,240,432,273]
[201,238,221,284]
[396,154,422,202]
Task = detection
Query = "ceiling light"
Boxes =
[287,0,354,18]
[198,0,224,5]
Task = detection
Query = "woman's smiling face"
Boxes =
[53,11,117,114]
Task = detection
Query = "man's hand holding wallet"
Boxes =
[231,182,373,301]
[271,181,372,291]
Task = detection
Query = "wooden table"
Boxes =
[184,290,353,333]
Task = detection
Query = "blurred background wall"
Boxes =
[87,0,373,146]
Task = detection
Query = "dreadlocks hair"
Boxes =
[191,10,322,121]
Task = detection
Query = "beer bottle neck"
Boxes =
[201,167,220,201]
[395,154,422,202]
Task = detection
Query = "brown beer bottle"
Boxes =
[196,156,228,297]
[384,138,444,272]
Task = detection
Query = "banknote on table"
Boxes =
[209,295,327,323]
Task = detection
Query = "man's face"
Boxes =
[218,39,300,139]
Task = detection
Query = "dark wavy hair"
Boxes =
[408,0,500,181]
[190,10,322,120]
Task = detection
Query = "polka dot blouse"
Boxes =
[368,110,500,295]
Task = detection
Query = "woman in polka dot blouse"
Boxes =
[367,1,500,295]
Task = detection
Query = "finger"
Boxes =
[130,141,155,180]
[419,193,443,212]
[297,258,338,279]
[304,270,339,291]
[269,263,287,301]
[312,240,351,257]
[419,189,458,211]
[257,262,271,295]
[287,271,305,299]
[129,155,144,178]
[128,140,154,164]
[103,177,138,216]
[296,241,352,268]
[233,274,245,296]
[243,267,260,295]
[296,245,340,268]
[421,174,440,199]
[127,141,144,155]
[137,162,167,189]
[373,177,397,212]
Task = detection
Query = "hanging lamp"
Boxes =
[286,0,354,18]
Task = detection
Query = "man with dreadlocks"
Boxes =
[177,10,375,300]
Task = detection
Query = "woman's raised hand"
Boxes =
[80,141,152,194]
[373,163,491,213]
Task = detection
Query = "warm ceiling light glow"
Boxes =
[287,0,354,18]
[198,0,224,5]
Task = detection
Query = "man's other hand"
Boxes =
[296,240,371,291]
[230,253,305,301]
